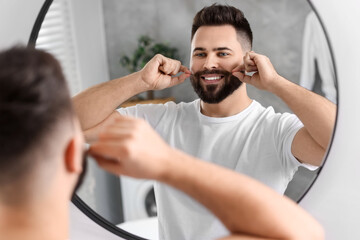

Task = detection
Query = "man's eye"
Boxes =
[195,53,206,57]
[218,52,229,57]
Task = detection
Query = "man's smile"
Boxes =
[201,74,224,84]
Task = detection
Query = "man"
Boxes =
[0,47,324,240]
[73,4,335,240]
[0,47,85,240]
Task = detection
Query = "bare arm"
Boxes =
[88,116,324,240]
[233,52,336,166]
[270,77,335,166]
[72,72,147,131]
[73,54,190,132]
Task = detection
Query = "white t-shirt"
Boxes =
[117,99,311,240]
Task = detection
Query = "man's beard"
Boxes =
[190,69,242,104]
[71,151,88,198]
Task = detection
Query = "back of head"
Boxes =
[191,4,253,51]
[0,46,74,205]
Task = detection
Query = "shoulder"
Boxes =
[174,99,199,111]
[250,101,301,127]
[248,100,276,119]
[144,99,199,114]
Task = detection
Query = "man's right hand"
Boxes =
[139,54,191,90]
[88,115,173,180]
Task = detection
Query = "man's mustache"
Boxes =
[192,69,233,79]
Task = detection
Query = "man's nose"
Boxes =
[203,54,218,70]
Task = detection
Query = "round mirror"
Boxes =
[31,0,337,239]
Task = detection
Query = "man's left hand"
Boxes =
[232,51,283,92]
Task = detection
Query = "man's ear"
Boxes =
[64,137,82,173]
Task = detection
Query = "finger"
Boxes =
[180,65,191,74]
[155,54,171,75]
[152,54,165,69]
[169,72,190,87]
[111,114,139,124]
[111,115,146,130]
[97,118,137,139]
[89,141,129,160]
[247,52,273,73]
[245,65,258,73]
[232,71,245,81]
[169,60,181,75]
[248,51,266,66]
[113,116,142,128]
[244,52,256,66]
[170,61,189,76]
[159,58,180,75]
[232,64,248,81]
[239,74,253,84]
[248,51,260,59]
[232,64,245,73]
[93,156,125,176]
[98,127,134,141]
[159,65,170,75]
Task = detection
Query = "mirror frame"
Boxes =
[27,0,339,239]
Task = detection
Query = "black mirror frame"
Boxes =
[27,0,338,239]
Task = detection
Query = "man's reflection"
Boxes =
[74,4,336,240]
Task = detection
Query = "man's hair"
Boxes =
[0,47,74,203]
[191,4,253,51]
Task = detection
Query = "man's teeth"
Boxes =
[204,76,221,81]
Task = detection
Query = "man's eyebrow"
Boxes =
[214,47,233,51]
[193,47,233,52]
[193,47,206,52]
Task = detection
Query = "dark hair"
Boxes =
[0,46,74,197]
[191,4,253,50]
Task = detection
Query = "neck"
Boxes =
[0,199,69,240]
[200,84,252,117]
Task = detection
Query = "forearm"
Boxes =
[159,149,324,240]
[270,76,336,149]
[72,72,148,130]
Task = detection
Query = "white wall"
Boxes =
[299,0,360,239]
[0,0,44,49]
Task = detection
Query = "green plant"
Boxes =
[120,35,180,73]
[120,35,180,100]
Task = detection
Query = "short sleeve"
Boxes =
[117,102,176,128]
[273,113,317,174]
